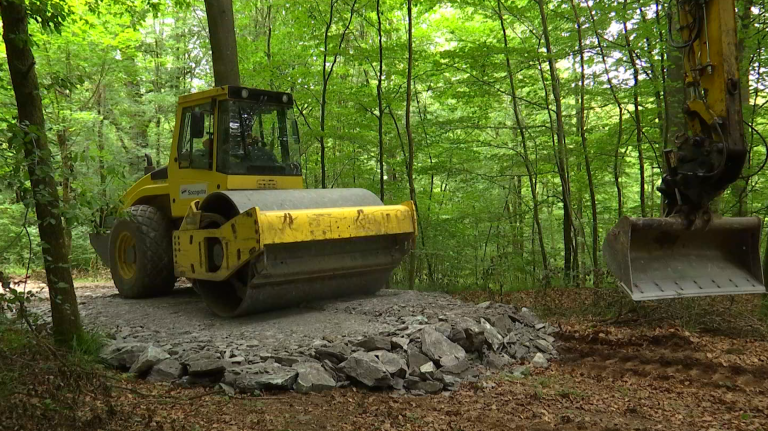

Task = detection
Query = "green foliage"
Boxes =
[0,0,767,302]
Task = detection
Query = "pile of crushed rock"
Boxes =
[100,300,558,395]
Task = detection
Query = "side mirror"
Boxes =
[144,153,155,175]
[190,111,205,139]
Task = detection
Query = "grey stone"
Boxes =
[440,358,470,375]
[406,344,432,374]
[447,327,467,346]
[100,342,148,369]
[224,364,298,392]
[292,362,336,393]
[219,382,236,396]
[503,333,518,345]
[541,334,556,344]
[455,318,485,352]
[338,352,392,388]
[315,343,352,364]
[480,318,503,352]
[372,351,407,378]
[188,360,227,375]
[531,353,549,369]
[487,315,514,336]
[439,374,462,391]
[421,327,466,365]
[534,323,546,330]
[355,336,392,352]
[418,361,437,375]
[267,355,304,367]
[129,345,170,374]
[146,359,183,382]
[173,374,221,388]
[533,339,554,354]
[392,376,404,390]
[439,355,460,368]
[405,379,443,394]
[179,351,220,365]
[513,344,529,360]
[391,337,409,351]
[431,322,452,337]
[477,301,492,309]
[509,308,541,327]
[483,351,511,370]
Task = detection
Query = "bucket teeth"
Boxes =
[603,216,765,301]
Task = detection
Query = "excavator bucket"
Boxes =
[603,216,765,301]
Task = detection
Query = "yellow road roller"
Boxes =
[91,86,417,316]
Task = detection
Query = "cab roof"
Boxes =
[178,85,293,106]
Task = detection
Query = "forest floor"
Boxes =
[3,284,768,430]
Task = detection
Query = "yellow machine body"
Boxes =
[93,86,417,316]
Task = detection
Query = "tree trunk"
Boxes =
[496,0,548,274]
[537,0,574,281]
[586,0,626,219]
[204,0,241,86]
[319,0,357,189]
[56,128,72,254]
[622,4,646,217]
[97,84,108,226]
[406,0,418,290]
[377,0,385,201]
[1,0,82,346]
[570,0,598,269]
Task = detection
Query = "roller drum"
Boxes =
[194,188,412,317]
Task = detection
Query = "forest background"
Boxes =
[1,0,767,296]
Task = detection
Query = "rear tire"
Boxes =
[109,205,176,298]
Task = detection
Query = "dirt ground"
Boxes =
[17,283,768,430]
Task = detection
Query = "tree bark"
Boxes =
[497,0,548,274]
[376,0,385,201]
[319,0,357,189]
[1,0,82,346]
[622,4,646,217]
[570,0,598,269]
[406,0,418,290]
[97,84,108,226]
[537,0,574,281]
[586,0,626,219]
[204,0,241,86]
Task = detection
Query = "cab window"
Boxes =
[177,103,213,170]
[216,99,301,176]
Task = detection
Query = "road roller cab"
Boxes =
[90,86,417,316]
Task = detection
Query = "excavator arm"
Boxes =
[657,0,746,218]
[603,0,766,300]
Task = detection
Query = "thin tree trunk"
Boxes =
[622,3,646,217]
[1,0,82,346]
[376,0,385,201]
[319,0,357,189]
[97,84,108,226]
[405,0,418,290]
[496,0,548,274]
[586,0,626,219]
[570,0,598,269]
[615,110,625,218]
[204,0,241,86]
[537,0,573,281]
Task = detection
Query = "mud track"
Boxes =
[558,327,768,391]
